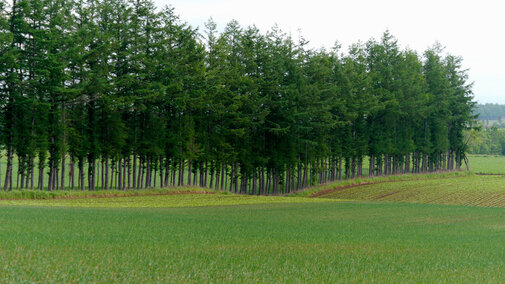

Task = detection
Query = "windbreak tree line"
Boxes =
[0,0,475,193]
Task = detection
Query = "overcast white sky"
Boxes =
[154,0,505,104]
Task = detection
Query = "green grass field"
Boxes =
[3,202,505,282]
[2,155,505,282]
[467,154,505,174]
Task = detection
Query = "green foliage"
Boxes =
[467,127,505,155]
[0,1,476,193]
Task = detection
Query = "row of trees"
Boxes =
[474,103,505,121]
[0,0,475,193]
[467,126,505,155]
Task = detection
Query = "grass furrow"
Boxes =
[0,193,340,208]
[314,175,505,208]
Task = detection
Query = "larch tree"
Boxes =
[0,1,476,192]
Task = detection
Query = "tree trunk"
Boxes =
[91,160,96,191]
[70,160,75,190]
[16,159,20,190]
[78,159,84,190]
[221,165,228,189]
[118,159,122,190]
[193,163,197,186]
[133,154,137,189]
[180,159,184,186]
[209,162,214,190]
[221,164,226,190]
[137,158,143,189]
[145,157,150,188]
[55,167,59,190]
[38,167,44,190]
[61,155,65,190]
[204,162,208,188]
[404,154,410,174]
[172,163,176,187]
[140,159,145,189]
[4,146,13,191]
[127,156,131,189]
[252,171,257,195]
[229,163,234,192]
[29,158,34,189]
[302,162,308,188]
[164,158,169,188]
[105,158,109,189]
[187,159,192,186]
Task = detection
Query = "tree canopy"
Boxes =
[0,0,476,193]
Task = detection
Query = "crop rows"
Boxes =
[0,193,338,208]
[316,175,505,208]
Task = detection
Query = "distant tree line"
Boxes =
[474,104,505,121]
[467,126,505,155]
[0,0,475,193]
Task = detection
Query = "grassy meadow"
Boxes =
[2,154,505,282]
[3,202,505,282]
[467,154,505,174]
